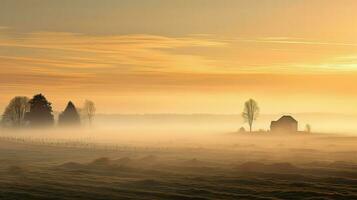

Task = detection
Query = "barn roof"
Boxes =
[277,115,297,122]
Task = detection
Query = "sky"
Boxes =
[1,0,357,114]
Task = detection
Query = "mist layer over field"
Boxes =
[94,113,357,134]
[0,121,356,200]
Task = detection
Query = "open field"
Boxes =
[0,130,356,200]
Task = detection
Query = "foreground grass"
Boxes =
[0,134,355,200]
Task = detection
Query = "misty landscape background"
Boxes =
[0,99,356,200]
[1,1,357,199]
[0,118,356,200]
[93,113,357,134]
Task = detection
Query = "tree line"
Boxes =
[1,94,96,128]
[1,95,310,132]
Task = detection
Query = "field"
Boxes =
[0,129,356,200]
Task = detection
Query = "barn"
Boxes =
[270,115,298,133]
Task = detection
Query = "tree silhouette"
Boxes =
[58,101,81,126]
[305,124,311,133]
[1,96,29,128]
[83,100,96,125]
[26,94,54,127]
[242,99,259,132]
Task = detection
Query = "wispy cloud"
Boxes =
[0,31,231,97]
[0,32,226,75]
[246,37,357,47]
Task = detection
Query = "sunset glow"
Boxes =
[1,0,357,114]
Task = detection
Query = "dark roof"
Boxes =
[277,115,297,122]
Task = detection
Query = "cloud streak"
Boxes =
[241,37,357,47]
[0,32,228,75]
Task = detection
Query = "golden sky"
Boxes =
[1,0,357,114]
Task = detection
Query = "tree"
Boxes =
[1,96,30,128]
[305,124,311,133]
[242,99,259,132]
[83,100,96,125]
[26,94,54,127]
[58,101,81,126]
[238,127,246,133]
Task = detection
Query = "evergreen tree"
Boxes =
[58,101,81,126]
[26,94,54,127]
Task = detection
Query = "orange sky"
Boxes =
[1,0,357,114]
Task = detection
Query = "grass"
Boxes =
[0,133,355,199]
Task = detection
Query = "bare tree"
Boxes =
[83,100,96,125]
[1,96,30,128]
[242,99,259,132]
